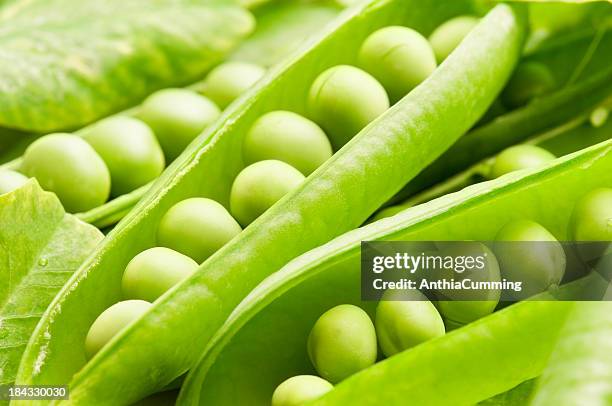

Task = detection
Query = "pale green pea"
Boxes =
[359,26,437,103]
[84,116,165,197]
[501,62,555,109]
[243,110,332,176]
[157,198,242,263]
[138,88,220,161]
[230,160,305,226]
[21,134,110,213]
[489,144,556,179]
[570,188,612,241]
[122,247,199,302]
[435,242,501,328]
[308,65,389,150]
[85,300,152,359]
[375,289,445,358]
[271,375,333,406]
[202,61,265,109]
[429,16,479,63]
[0,169,28,195]
[495,220,565,298]
[307,304,377,383]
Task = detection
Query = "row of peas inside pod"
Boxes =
[83,13,487,360]
[271,186,612,406]
[0,61,266,212]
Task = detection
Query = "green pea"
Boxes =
[138,88,220,161]
[157,198,242,263]
[495,220,565,298]
[307,304,377,383]
[271,375,333,406]
[83,116,165,197]
[230,160,305,226]
[501,62,556,109]
[122,247,199,302]
[428,16,479,63]
[308,65,389,150]
[359,26,437,103]
[202,62,265,109]
[0,169,28,195]
[489,145,556,179]
[435,242,501,328]
[570,188,612,241]
[21,134,110,213]
[243,111,332,176]
[85,300,151,359]
[375,290,445,358]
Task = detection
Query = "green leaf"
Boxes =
[0,1,254,132]
[0,181,103,394]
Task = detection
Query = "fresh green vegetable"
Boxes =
[180,139,611,406]
[122,247,199,302]
[16,3,526,403]
[375,290,445,358]
[569,187,612,241]
[272,375,333,406]
[308,65,390,150]
[243,111,333,176]
[0,1,254,133]
[0,181,103,390]
[494,220,565,298]
[489,144,556,179]
[83,116,165,197]
[157,198,242,263]
[358,26,437,103]
[0,169,28,195]
[21,134,111,213]
[201,62,266,109]
[230,160,305,226]
[138,89,221,161]
[85,300,152,359]
[429,15,479,63]
[435,243,501,328]
[307,304,377,383]
[501,62,556,109]
[530,302,612,406]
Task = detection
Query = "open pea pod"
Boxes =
[530,301,612,405]
[16,1,526,404]
[180,140,612,405]
[1,0,341,230]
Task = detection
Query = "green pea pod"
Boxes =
[178,140,611,405]
[379,102,612,216]
[530,301,612,405]
[0,0,342,229]
[15,1,526,404]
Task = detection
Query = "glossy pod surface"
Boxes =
[16,1,525,404]
[180,140,611,406]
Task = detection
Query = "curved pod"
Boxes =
[16,1,526,405]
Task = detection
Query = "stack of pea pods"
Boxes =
[0,0,611,405]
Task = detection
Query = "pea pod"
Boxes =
[388,64,612,204]
[530,301,612,405]
[376,103,612,218]
[16,2,525,404]
[180,140,611,405]
[0,0,341,228]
